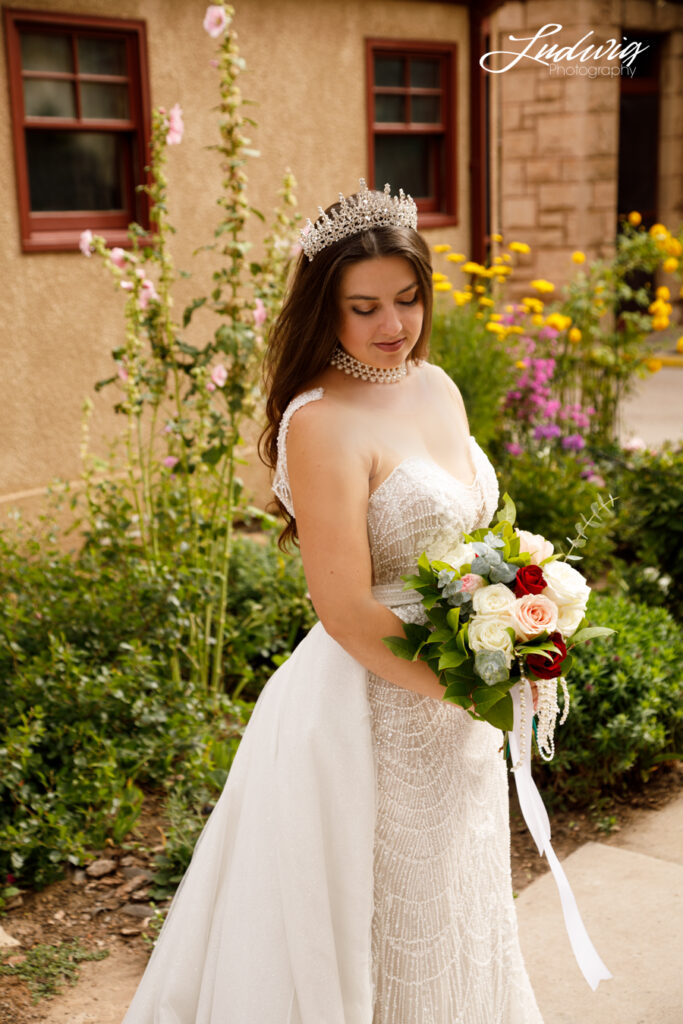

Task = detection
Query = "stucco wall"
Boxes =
[0,0,471,516]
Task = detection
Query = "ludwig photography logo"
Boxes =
[480,22,649,78]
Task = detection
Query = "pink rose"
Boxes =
[253,298,266,327]
[203,4,228,37]
[211,364,227,388]
[511,593,559,641]
[460,573,485,595]
[163,455,179,469]
[517,529,554,565]
[110,247,127,269]
[166,103,184,146]
[79,229,94,257]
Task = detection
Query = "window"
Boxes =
[366,40,457,226]
[4,9,151,252]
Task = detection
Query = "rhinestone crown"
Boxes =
[301,179,418,261]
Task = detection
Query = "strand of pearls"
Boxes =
[329,345,407,384]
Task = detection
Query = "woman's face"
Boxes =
[335,256,424,368]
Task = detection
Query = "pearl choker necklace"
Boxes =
[329,345,407,384]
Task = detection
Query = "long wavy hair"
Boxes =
[260,203,433,548]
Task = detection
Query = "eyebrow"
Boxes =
[345,281,419,300]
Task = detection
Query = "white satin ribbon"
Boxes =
[509,681,613,991]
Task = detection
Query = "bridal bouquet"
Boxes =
[383,492,617,753]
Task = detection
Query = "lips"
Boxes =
[375,337,405,352]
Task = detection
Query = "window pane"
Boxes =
[374,135,435,199]
[410,58,440,89]
[375,94,405,123]
[82,82,130,119]
[20,32,73,72]
[26,130,127,211]
[78,36,127,76]
[374,56,404,87]
[24,79,76,118]
[411,95,441,123]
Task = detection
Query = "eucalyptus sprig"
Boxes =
[563,492,619,562]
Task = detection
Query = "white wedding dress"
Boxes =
[122,387,543,1024]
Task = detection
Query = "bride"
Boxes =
[121,181,543,1023]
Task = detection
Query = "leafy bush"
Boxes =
[0,525,313,888]
[536,591,683,803]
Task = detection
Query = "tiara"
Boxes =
[300,178,418,261]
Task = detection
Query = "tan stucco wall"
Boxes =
[0,0,471,518]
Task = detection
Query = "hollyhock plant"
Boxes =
[253,297,266,327]
[210,364,228,388]
[166,103,184,146]
[203,4,228,37]
[110,247,128,269]
[79,229,94,257]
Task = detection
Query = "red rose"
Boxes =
[525,631,567,679]
[514,563,547,597]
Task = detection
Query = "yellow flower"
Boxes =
[649,223,668,238]
[664,237,682,257]
[462,261,487,275]
[545,312,572,331]
[595,284,605,294]
[656,286,670,300]
[645,357,663,373]
[434,280,453,292]
[532,314,544,326]
[507,325,524,335]
[569,327,582,344]
[432,271,447,282]
[446,252,465,263]
[677,336,683,354]
[452,290,471,306]
[571,251,586,264]
[433,243,451,253]
[515,360,527,369]
[521,297,544,314]
[485,322,505,333]
[489,313,503,321]
[628,211,642,226]
[649,298,672,316]
[492,233,503,242]
[509,241,530,254]
[504,304,515,312]
[663,257,679,273]
[493,256,503,264]
[478,296,494,307]
[680,284,683,297]
[652,316,669,331]
[474,284,486,293]
[530,279,555,293]
[475,312,483,320]
[495,265,512,275]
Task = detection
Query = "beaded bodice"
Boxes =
[272,388,501,585]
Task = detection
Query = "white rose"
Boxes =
[517,529,554,565]
[472,582,517,620]
[541,560,590,610]
[556,602,586,637]
[468,618,515,668]
[441,541,477,570]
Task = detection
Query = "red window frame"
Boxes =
[366,39,458,228]
[4,8,152,253]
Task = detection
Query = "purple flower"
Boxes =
[562,433,586,451]
[163,455,179,469]
[505,442,524,456]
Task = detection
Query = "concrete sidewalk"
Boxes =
[516,791,683,1024]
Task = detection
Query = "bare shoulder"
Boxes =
[419,361,470,432]
[286,389,369,474]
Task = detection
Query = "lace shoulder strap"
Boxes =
[272,387,325,517]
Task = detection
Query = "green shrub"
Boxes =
[536,591,683,803]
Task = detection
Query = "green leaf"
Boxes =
[496,492,517,525]
[382,636,416,660]
[482,693,513,731]
[438,649,467,671]
[446,607,461,632]
[443,678,472,698]
[570,626,617,645]
[182,297,207,328]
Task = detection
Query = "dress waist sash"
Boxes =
[371,582,421,608]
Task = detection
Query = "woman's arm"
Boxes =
[286,399,455,702]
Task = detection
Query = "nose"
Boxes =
[378,304,403,338]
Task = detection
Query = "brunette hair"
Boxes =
[260,205,433,547]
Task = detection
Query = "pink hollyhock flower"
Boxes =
[166,103,184,146]
[110,247,127,269]
[211,364,228,388]
[203,4,228,37]
[139,279,160,310]
[163,455,179,469]
[253,298,266,327]
[207,381,216,392]
[209,58,219,68]
[460,573,485,595]
[117,363,128,381]
[79,229,94,257]
[623,436,646,451]
[120,280,134,291]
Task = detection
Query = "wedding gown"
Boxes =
[122,387,543,1024]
